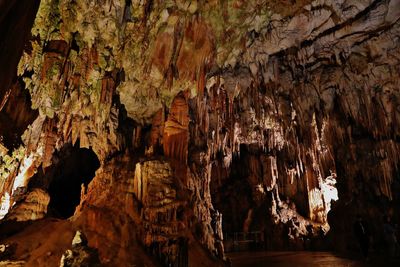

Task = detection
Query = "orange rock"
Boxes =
[163,92,189,162]
[149,107,165,150]
[151,32,174,75]
[100,75,115,104]
[176,18,214,83]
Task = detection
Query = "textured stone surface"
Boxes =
[59,230,100,267]
[0,0,400,266]
[0,260,25,267]
[134,160,188,266]
[5,188,50,222]
[71,231,88,248]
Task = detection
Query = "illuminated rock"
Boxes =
[0,0,400,265]
[5,188,50,222]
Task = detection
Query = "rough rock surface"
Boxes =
[59,231,101,267]
[5,188,50,222]
[0,261,25,267]
[134,160,188,266]
[0,0,400,266]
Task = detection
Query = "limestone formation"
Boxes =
[71,231,88,248]
[0,261,25,267]
[0,0,399,266]
[5,189,50,222]
[59,231,101,267]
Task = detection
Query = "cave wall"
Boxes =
[0,0,400,265]
[0,0,40,150]
[0,0,40,102]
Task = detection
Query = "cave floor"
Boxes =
[0,217,158,267]
[228,251,400,267]
[0,218,75,266]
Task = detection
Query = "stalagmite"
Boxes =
[0,0,400,266]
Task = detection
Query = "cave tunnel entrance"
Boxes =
[211,145,262,252]
[29,144,100,219]
[48,145,100,219]
[211,144,340,252]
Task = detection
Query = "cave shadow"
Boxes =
[211,144,269,253]
[28,143,100,219]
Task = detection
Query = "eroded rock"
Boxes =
[5,189,50,222]
[59,231,101,267]
[0,0,400,265]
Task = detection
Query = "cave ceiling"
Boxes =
[0,0,400,266]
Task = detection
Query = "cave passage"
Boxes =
[47,146,100,219]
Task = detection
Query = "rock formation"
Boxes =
[59,231,101,267]
[0,0,400,266]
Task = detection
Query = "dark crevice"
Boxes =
[29,143,100,219]
[0,78,38,149]
[123,0,133,22]
[49,145,99,219]
[70,34,80,53]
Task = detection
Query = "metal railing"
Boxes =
[224,231,264,252]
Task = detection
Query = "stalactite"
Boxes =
[163,92,189,162]
[0,0,400,265]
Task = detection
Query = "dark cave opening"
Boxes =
[48,145,100,219]
[29,144,100,219]
[211,147,254,235]
[210,145,266,253]
[211,143,335,252]
[0,79,38,149]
